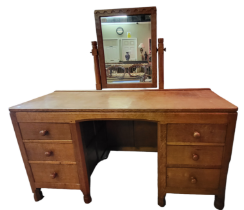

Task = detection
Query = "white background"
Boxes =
[0,0,244,209]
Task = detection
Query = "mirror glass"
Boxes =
[101,15,152,84]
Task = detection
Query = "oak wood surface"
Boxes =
[110,146,157,152]
[19,123,71,140]
[9,90,237,112]
[166,187,219,195]
[134,121,157,147]
[167,124,227,143]
[10,112,36,193]
[70,123,91,202]
[167,145,224,166]
[91,41,102,90]
[30,163,79,183]
[23,140,72,144]
[158,124,167,207]
[215,113,237,209]
[29,161,76,164]
[25,143,76,161]
[16,112,229,124]
[167,142,225,146]
[9,89,238,208]
[35,183,80,190]
[106,120,157,151]
[167,168,221,189]
[158,38,164,89]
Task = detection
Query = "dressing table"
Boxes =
[10,7,238,210]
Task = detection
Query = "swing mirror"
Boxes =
[94,7,157,88]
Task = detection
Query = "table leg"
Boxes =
[158,194,166,207]
[214,195,225,210]
[34,188,44,202]
[83,194,92,204]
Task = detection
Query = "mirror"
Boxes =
[95,7,157,88]
[101,15,152,84]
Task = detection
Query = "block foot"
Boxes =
[34,188,44,202]
[84,194,92,204]
[214,195,225,210]
[158,195,166,207]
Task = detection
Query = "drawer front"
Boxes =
[31,164,79,184]
[19,123,71,140]
[25,143,76,161]
[167,124,227,143]
[167,146,223,166]
[167,168,220,189]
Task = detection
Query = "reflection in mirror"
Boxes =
[101,15,152,84]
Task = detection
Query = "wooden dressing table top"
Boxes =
[9,89,237,113]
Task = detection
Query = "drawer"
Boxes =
[167,168,220,189]
[19,123,71,140]
[167,124,227,143]
[30,163,79,184]
[25,143,76,161]
[167,146,223,166]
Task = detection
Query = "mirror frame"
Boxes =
[94,7,157,88]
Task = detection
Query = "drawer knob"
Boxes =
[50,172,57,179]
[191,177,197,184]
[45,151,53,157]
[193,131,201,138]
[192,154,199,161]
[39,130,48,136]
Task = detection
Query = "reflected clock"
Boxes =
[116,27,124,35]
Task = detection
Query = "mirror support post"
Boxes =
[158,38,165,89]
[91,41,102,90]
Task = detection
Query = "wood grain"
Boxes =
[167,142,225,146]
[10,112,36,193]
[16,112,229,124]
[166,187,219,195]
[9,88,238,208]
[110,146,157,152]
[158,123,167,207]
[134,121,157,147]
[167,168,221,189]
[30,163,79,184]
[167,145,224,166]
[23,140,72,144]
[35,183,80,190]
[29,161,76,165]
[158,38,164,89]
[70,123,91,203]
[25,143,76,161]
[10,90,238,112]
[167,124,227,143]
[215,113,237,209]
[91,41,102,90]
[19,123,71,140]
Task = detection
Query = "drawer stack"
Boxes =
[166,124,227,191]
[19,122,80,189]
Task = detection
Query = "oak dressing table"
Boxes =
[10,6,238,210]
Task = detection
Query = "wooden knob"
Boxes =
[45,151,52,157]
[50,172,57,179]
[191,177,197,184]
[192,154,199,161]
[193,131,200,138]
[39,130,48,136]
